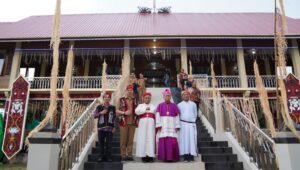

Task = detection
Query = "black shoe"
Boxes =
[183,154,188,163]
[97,157,103,162]
[148,157,154,163]
[127,156,134,161]
[142,157,147,163]
[188,154,194,162]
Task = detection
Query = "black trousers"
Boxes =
[98,130,113,158]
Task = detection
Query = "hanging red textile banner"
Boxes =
[2,75,30,159]
[285,73,300,128]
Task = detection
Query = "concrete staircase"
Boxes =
[197,118,244,170]
[84,125,122,170]
[83,87,244,170]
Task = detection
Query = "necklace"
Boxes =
[166,103,170,115]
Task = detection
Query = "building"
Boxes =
[0,12,300,128]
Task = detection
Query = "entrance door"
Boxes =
[134,55,179,87]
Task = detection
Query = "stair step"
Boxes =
[198,141,228,147]
[198,128,209,133]
[198,133,211,138]
[88,154,122,162]
[201,154,238,162]
[96,141,120,147]
[92,147,120,154]
[197,137,213,141]
[205,162,244,170]
[84,162,123,170]
[199,147,233,154]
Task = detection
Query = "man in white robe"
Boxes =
[135,92,156,162]
[178,90,198,162]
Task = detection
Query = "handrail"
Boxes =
[59,99,99,170]
[62,99,97,139]
[226,100,275,144]
[222,98,278,170]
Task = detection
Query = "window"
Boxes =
[20,67,35,80]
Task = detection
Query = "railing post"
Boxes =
[213,91,224,133]
[27,128,61,170]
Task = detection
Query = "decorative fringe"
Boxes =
[254,61,277,137]
[60,45,74,136]
[25,0,61,145]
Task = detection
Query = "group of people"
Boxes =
[94,84,200,163]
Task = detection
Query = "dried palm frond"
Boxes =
[26,0,61,145]
[254,61,276,137]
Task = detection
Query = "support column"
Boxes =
[236,39,248,88]
[290,39,300,78]
[264,59,272,75]
[122,40,131,77]
[40,62,47,76]
[180,39,188,73]
[68,41,75,87]
[84,59,90,76]
[220,56,227,75]
[9,42,22,87]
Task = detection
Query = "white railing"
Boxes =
[247,75,276,88]
[208,76,240,88]
[30,77,65,89]
[29,75,121,90]
[107,75,122,89]
[71,76,101,89]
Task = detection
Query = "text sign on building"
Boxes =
[285,73,300,128]
[2,75,30,159]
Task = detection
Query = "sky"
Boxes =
[0,0,299,22]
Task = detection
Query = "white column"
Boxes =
[264,59,272,75]
[290,39,300,78]
[221,56,227,75]
[123,40,131,77]
[9,42,22,87]
[236,39,248,88]
[180,39,188,73]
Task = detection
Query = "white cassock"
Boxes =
[178,100,198,156]
[135,103,156,157]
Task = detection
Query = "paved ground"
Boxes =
[0,163,26,170]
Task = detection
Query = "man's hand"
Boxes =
[176,128,180,132]
[156,127,161,133]
[100,109,108,115]
[125,110,131,115]
[112,128,116,134]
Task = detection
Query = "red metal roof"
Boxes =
[0,13,299,40]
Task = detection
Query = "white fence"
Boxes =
[29,75,121,89]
